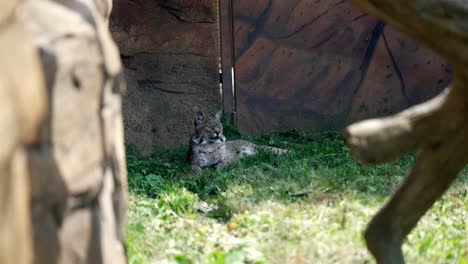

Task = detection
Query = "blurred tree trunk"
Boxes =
[2,0,128,263]
[346,1,468,263]
[0,1,47,263]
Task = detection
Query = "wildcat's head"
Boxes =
[192,109,225,145]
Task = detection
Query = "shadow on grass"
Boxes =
[124,124,468,264]
[127,127,462,222]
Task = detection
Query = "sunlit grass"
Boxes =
[125,129,468,264]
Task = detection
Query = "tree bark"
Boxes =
[17,0,128,263]
[346,0,468,263]
[0,1,47,263]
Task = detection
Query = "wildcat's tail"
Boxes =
[259,146,290,155]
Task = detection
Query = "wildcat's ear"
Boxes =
[214,109,223,120]
[194,111,205,127]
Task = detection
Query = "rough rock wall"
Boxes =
[110,0,221,155]
[0,1,46,263]
[233,0,451,134]
[15,0,127,263]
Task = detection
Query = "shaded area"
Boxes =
[126,130,419,216]
[110,0,220,155]
[124,129,468,263]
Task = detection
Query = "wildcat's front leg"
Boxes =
[192,165,203,174]
[215,159,228,171]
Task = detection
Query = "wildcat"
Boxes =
[187,110,288,173]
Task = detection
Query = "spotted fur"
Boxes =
[188,110,289,173]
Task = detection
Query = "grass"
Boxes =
[125,126,468,264]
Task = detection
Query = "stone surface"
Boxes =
[110,0,220,155]
[17,0,128,263]
[233,0,451,134]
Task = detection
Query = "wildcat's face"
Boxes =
[192,110,225,144]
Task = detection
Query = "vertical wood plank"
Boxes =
[218,0,236,126]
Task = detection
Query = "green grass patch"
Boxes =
[125,129,468,264]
